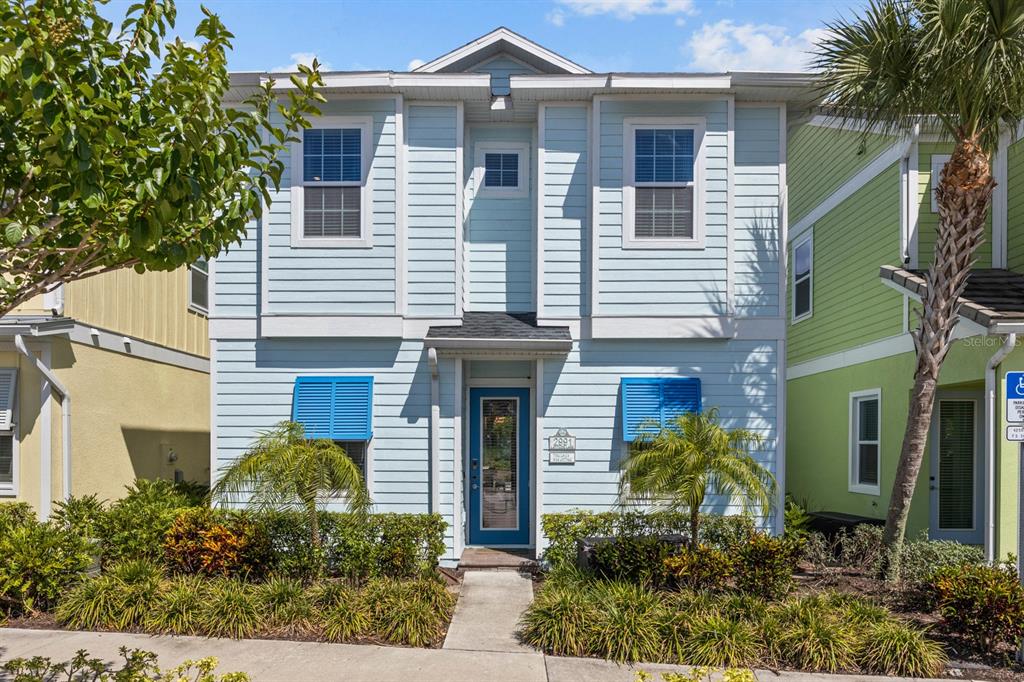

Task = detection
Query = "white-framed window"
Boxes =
[473,142,530,199]
[0,368,18,497]
[792,233,813,322]
[622,117,705,249]
[930,154,951,213]
[334,440,369,481]
[290,116,373,248]
[849,389,881,495]
[188,257,208,315]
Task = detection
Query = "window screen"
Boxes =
[484,153,519,188]
[633,128,695,240]
[303,128,362,239]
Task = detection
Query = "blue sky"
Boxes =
[106,0,860,73]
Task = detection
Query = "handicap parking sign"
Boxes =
[1007,372,1024,423]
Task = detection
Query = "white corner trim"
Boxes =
[533,357,545,558]
[848,388,882,497]
[67,324,209,373]
[395,96,407,314]
[289,115,374,249]
[259,125,271,320]
[209,338,218,491]
[473,141,531,199]
[907,133,920,269]
[775,337,787,535]
[456,102,466,317]
[778,103,789,330]
[452,358,464,558]
[790,136,913,243]
[39,344,51,517]
[726,96,735,316]
[260,315,404,338]
[621,116,707,250]
[536,103,546,318]
[590,98,600,317]
[993,129,1009,268]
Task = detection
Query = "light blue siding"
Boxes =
[735,106,781,317]
[472,55,537,96]
[407,105,459,317]
[543,105,588,317]
[541,339,778,524]
[266,99,398,315]
[597,99,729,315]
[213,338,460,561]
[466,125,535,312]
[213,218,258,317]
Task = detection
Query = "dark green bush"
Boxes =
[541,510,755,569]
[591,535,673,586]
[894,533,985,587]
[928,561,1024,652]
[0,520,91,614]
[735,533,802,599]
[97,480,202,565]
[257,511,445,582]
[163,508,270,579]
[662,544,733,591]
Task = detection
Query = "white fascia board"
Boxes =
[260,315,404,338]
[267,72,491,92]
[609,74,732,90]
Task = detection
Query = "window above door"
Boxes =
[474,142,530,199]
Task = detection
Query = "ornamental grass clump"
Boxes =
[198,578,263,639]
[858,620,947,678]
[678,614,760,667]
[589,582,663,663]
[259,576,312,635]
[362,577,454,647]
[518,583,599,657]
[55,574,124,630]
[323,590,371,642]
[145,575,206,635]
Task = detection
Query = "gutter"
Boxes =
[14,334,72,504]
[427,348,440,515]
[986,333,1016,562]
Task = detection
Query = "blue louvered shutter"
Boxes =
[292,376,373,441]
[621,377,702,442]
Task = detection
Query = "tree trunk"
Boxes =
[883,134,994,565]
[689,506,700,551]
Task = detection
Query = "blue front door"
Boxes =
[469,388,531,545]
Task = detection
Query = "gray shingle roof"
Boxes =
[426,312,570,341]
[880,265,1024,331]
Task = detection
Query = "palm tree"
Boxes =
[212,421,371,549]
[815,0,1024,558]
[618,408,774,549]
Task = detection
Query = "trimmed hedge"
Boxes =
[541,510,756,569]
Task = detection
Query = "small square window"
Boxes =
[484,153,520,188]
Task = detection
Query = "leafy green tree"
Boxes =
[0,0,323,315]
[212,421,371,550]
[618,408,773,549]
[814,0,1024,558]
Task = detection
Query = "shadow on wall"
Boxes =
[121,427,210,485]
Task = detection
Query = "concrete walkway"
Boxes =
[0,628,953,682]
[442,570,535,653]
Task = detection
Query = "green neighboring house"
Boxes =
[785,116,1024,562]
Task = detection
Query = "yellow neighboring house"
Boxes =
[0,263,210,519]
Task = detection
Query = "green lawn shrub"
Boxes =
[928,561,1024,652]
[591,535,674,586]
[0,501,35,534]
[163,508,270,579]
[541,510,754,570]
[662,544,733,592]
[0,518,91,615]
[734,533,802,599]
[97,480,203,565]
[51,494,106,540]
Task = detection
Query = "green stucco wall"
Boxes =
[787,164,905,365]
[787,124,895,227]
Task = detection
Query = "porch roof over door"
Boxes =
[424,312,572,357]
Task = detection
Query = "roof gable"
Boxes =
[413,27,590,75]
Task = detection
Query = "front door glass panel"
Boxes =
[481,398,518,530]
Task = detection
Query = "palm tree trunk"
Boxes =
[883,134,994,566]
[689,507,700,551]
[308,500,321,549]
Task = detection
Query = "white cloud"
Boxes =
[546,9,567,26]
[554,0,697,21]
[407,58,426,71]
[686,21,826,72]
[272,52,332,73]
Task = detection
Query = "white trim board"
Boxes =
[789,136,913,243]
[67,324,209,373]
[848,388,882,496]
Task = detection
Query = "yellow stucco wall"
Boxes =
[0,339,209,515]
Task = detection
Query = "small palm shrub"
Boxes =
[0,520,91,614]
[519,583,598,656]
[928,561,1024,652]
[199,578,263,639]
[589,582,663,662]
[679,614,760,667]
[858,620,946,677]
[734,533,802,599]
[163,508,270,579]
[663,545,732,592]
[145,575,206,634]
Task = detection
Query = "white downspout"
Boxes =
[428,347,440,514]
[986,333,1016,562]
[14,334,72,503]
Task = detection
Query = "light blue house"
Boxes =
[210,28,811,564]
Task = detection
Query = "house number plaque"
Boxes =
[548,428,576,464]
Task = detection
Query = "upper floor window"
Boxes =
[930,154,951,213]
[792,234,813,322]
[290,117,372,248]
[849,389,881,495]
[474,142,529,199]
[188,257,208,315]
[623,119,705,249]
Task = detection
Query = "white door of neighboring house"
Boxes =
[929,393,985,544]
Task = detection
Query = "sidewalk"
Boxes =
[0,627,947,682]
